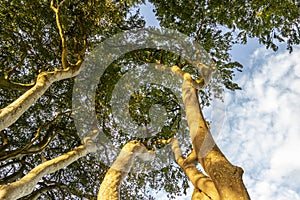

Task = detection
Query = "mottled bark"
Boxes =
[182,73,250,199]
[0,135,96,200]
[98,140,153,200]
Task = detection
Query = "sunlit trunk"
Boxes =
[98,140,153,200]
[182,74,250,199]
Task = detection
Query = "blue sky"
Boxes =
[223,45,300,199]
[139,2,300,199]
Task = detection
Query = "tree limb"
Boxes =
[0,66,82,131]
[0,76,35,92]
[170,138,219,199]
[50,0,68,69]
[0,134,97,200]
[0,111,69,162]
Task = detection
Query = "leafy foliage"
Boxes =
[150,0,300,90]
[0,0,299,199]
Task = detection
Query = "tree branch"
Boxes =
[0,66,81,131]
[0,76,35,92]
[155,65,205,89]
[170,138,219,199]
[98,140,154,200]
[0,160,27,185]
[22,185,59,200]
[51,0,68,69]
[0,111,69,162]
[0,134,97,200]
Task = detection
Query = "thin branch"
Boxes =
[51,0,68,69]
[22,185,59,200]
[0,160,27,185]
[0,76,35,92]
[0,130,9,152]
[0,110,72,162]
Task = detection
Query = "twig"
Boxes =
[50,0,68,69]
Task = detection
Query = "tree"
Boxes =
[0,0,299,199]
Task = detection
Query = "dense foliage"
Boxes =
[0,0,299,199]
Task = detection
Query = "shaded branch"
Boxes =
[0,111,71,162]
[0,76,35,92]
[0,133,97,200]
[0,130,9,152]
[22,185,59,200]
[22,180,96,200]
[0,160,27,185]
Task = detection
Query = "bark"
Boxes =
[192,188,212,200]
[171,138,219,199]
[0,135,96,200]
[98,140,153,200]
[182,73,250,199]
[0,65,81,131]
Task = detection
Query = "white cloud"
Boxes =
[155,45,300,199]
[218,46,300,199]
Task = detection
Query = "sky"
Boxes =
[222,44,300,199]
[139,2,300,200]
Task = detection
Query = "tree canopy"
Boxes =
[0,0,299,199]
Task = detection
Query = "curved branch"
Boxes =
[0,66,81,131]
[0,134,97,200]
[0,76,34,92]
[51,0,68,69]
[0,111,71,161]
[22,185,59,200]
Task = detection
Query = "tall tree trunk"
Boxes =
[98,140,153,200]
[182,74,250,199]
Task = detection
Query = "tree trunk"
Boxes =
[98,140,153,200]
[182,73,250,199]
